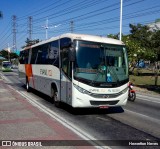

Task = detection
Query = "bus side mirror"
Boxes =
[69,47,75,62]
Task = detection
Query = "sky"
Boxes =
[0,0,160,51]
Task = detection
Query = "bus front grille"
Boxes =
[90,93,120,98]
[90,100,119,105]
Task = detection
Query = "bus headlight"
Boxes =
[73,84,91,95]
[121,87,128,94]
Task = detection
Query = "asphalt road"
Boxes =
[1,70,160,149]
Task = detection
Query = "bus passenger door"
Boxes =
[60,71,72,105]
[60,56,72,104]
[60,38,72,105]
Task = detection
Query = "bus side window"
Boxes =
[19,50,29,64]
[30,47,37,64]
[34,46,47,64]
[35,48,42,64]
[24,50,29,64]
[47,40,59,66]
[60,38,72,79]
[41,44,48,64]
[61,48,69,74]
[19,51,24,64]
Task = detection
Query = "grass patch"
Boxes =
[129,75,160,94]
[130,75,160,86]
[130,68,160,76]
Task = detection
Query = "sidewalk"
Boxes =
[0,79,94,148]
[134,86,160,99]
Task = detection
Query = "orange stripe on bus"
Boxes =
[25,64,33,81]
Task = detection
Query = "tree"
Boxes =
[129,23,159,85]
[150,27,160,86]
[129,24,157,61]
[0,50,19,60]
[21,38,40,48]
[107,34,119,39]
[151,30,160,56]
[0,50,8,59]
[129,23,152,48]
[123,35,148,71]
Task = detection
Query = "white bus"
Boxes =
[18,33,129,108]
[2,61,12,72]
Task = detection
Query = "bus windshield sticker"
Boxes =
[76,68,97,73]
[80,44,100,49]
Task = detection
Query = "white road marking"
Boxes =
[0,72,12,83]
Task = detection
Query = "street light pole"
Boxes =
[120,0,123,41]
[42,18,61,40]
[42,18,49,40]
[7,43,10,61]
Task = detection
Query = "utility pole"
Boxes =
[12,15,17,51]
[120,0,123,41]
[7,43,10,61]
[42,18,49,39]
[42,18,61,39]
[70,21,74,33]
[28,16,33,40]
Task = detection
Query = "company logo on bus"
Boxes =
[48,70,52,76]
[40,69,52,76]
[103,95,109,98]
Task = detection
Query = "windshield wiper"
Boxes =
[90,65,106,85]
[107,66,119,83]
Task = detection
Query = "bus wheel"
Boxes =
[54,92,61,107]
[26,80,30,92]
[52,89,60,107]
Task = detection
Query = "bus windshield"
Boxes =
[74,40,128,86]
[2,61,12,68]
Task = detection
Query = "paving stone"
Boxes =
[0,122,56,140]
[0,109,37,120]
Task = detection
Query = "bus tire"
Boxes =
[54,91,61,107]
[26,80,30,92]
[52,87,60,107]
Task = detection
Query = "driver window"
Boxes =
[60,38,72,79]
